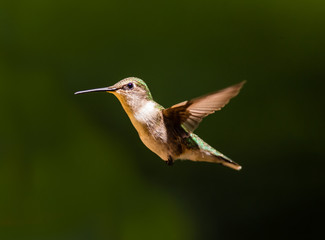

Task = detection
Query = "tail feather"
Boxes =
[178,150,242,170]
[180,133,242,170]
[214,155,242,170]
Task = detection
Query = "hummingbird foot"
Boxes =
[166,157,174,166]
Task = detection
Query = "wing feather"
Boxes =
[163,81,246,132]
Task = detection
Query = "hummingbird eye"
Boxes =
[127,83,134,89]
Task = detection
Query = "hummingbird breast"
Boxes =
[125,101,171,161]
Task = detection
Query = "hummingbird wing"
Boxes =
[163,81,246,132]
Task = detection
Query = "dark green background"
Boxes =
[1,1,324,239]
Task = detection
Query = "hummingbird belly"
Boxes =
[127,103,170,161]
[138,133,170,161]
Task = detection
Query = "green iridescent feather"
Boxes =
[185,132,232,161]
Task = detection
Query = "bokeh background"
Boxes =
[1,1,324,239]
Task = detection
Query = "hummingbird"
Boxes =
[75,77,246,170]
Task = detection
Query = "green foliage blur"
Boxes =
[1,1,324,239]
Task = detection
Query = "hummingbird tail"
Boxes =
[213,155,242,171]
[181,133,242,170]
[178,150,242,170]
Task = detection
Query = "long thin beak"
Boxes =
[74,87,117,95]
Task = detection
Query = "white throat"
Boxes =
[133,101,157,123]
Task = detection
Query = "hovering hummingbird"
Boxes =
[75,77,245,170]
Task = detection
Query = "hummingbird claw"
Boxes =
[167,157,174,166]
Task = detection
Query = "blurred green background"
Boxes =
[1,0,324,239]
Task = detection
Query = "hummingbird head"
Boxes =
[108,77,153,101]
[75,77,154,113]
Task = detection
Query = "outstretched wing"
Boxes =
[163,81,246,132]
